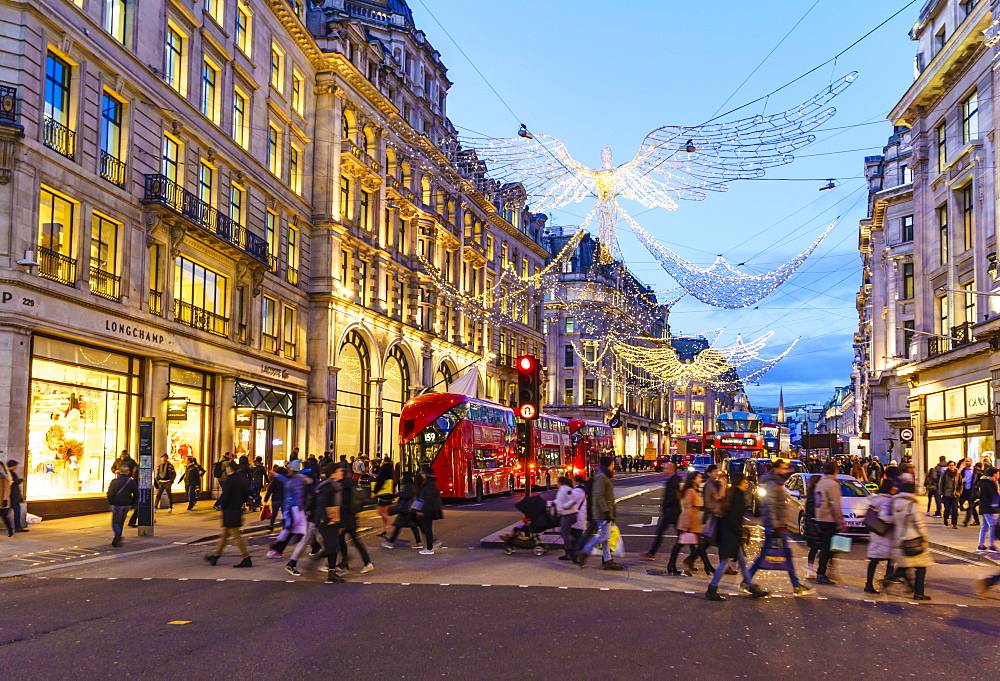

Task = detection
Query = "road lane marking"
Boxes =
[167,621,191,625]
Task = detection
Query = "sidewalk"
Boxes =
[923,513,1000,566]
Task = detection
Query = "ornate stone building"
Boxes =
[0,0,545,516]
[855,0,998,471]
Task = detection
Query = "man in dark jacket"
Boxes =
[414,467,444,555]
[312,464,345,583]
[576,456,623,570]
[977,467,999,552]
[107,464,138,547]
[924,456,946,516]
[179,457,205,510]
[334,465,375,572]
[154,454,177,513]
[642,461,681,561]
[938,460,960,528]
[205,461,252,567]
[706,473,768,601]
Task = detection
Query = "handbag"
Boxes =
[899,501,926,557]
[259,505,272,521]
[410,498,425,512]
[678,531,699,545]
[863,505,889,536]
[830,534,852,553]
[701,515,717,539]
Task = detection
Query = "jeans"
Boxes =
[709,548,753,587]
[214,527,249,559]
[186,486,198,510]
[574,520,597,554]
[11,502,23,530]
[338,528,372,566]
[582,520,612,562]
[646,514,677,556]
[942,497,958,525]
[290,522,319,562]
[111,505,130,540]
[925,488,941,515]
[388,522,422,545]
[559,514,577,556]
[154,483,173,510]
[816,521,839,575]
[749,528,802,588]
[979,514,998,548]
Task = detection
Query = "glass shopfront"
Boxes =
[235,380,295,467]
[27,337,140,499]
[925,381,994,464]
[166,367,213,491]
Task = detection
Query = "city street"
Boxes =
[3,473,999,679]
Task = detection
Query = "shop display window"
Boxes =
[27,352,138,499]
[167,367,213,491]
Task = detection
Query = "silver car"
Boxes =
[784,473,873,537]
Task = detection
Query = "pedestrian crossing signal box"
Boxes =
[516,355,540,421]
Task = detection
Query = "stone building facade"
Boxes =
[856,0,998,472]
[0,0,546,516]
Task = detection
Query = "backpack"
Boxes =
[351,485,370,515]
[924,466,939,489]
[213,460,225,479]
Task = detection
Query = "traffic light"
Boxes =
[516,355,540,420]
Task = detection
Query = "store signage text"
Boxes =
[105,319,165,345]
[261,364,289,379]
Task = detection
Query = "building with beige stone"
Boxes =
[0,0,547,516]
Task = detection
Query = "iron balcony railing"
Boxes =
[173,299,229,337]
[43,116,75,159]
[99,150,127,188]
[141,174,268,264]
[89,266,120,301]
[927,322,976,358]
[149,290,163,316]
[38,246,76,285]
[0,85,18,125]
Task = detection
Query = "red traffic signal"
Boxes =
[515,354,540,421]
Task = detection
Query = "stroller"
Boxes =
[502,495,558,556]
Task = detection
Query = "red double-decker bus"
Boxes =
[516,413,572,489]
[399,393,517,501]
[568,419,615,477]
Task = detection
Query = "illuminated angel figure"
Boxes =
[458,73,856,308]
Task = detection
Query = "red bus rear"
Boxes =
[568,419,615,477]
[399,393,517,500]
[516,413,573,489]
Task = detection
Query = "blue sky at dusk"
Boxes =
[409,0,919,407]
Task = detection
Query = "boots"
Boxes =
[705,585,726,601]
[204,555,218,566]
[233,556,253,568]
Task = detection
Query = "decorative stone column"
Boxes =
[0,323,32,471]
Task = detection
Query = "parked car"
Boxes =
[783,472,874,537]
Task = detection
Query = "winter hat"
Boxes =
[287,459,302,472]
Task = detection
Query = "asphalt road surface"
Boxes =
[3,472,999,679]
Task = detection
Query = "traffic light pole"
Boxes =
[524,419,533,499]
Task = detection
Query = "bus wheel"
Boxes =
[505,476,515,495]
[475,480,484,503]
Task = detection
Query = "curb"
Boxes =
[928,541,1000,567]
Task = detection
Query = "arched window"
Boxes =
[336,330,370,459]
[434,361,455,390]
[342,111,351,141]
[362,127,374,154]
[382,345,411,461]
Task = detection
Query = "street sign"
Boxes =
[899,427,914,442]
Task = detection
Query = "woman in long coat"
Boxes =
[881,476,933,600]
[706,473,768,600]
[863,478,896,594]
[668,471,713,576]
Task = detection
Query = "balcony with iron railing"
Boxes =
[43,116,74,159]
[927,322,976,358]
[173,299,229,338]
[141,174,268,265]
[89,266,120,301]
[149,290,163,316]
[100,150,127,188]
[38,246,76,286]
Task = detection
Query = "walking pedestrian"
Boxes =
[881,475,933,600]
[312,463,345,583]
[667,470,714,576]
[6,461,26,532]
[814,462,844,585]
[576,456,623,570]
[179,457,205,511]
[286,463,332,577]
[373,458,396,538]
[0,460,14,537]
[414,466,444,555]
[266,460,311,558]
[264,465,285,531]
[705,473,769,601]
[333,464,375,574]
[938,460,960,528]
[748,460,815,596]
[154,454,176,513]
[863,478,897,594]
[924,456,945,517]
[381,472,423,548]
[106,463,137,547]
[977,467,1000,552]
[555,476,581,560]
[803,474,823,579]
[642,461,681,563]
[352,454,367,482]
[959,458,981,527]
[204,461,252,568]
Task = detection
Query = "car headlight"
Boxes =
[756,486,766,498]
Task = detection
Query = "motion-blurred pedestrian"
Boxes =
[642,461,681,563]
[706,473,768,601]
[6,460,26,532]
[863,478,896,594]
[881,474,931,600]
[204,461,252,568]
[106,463,137,547]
